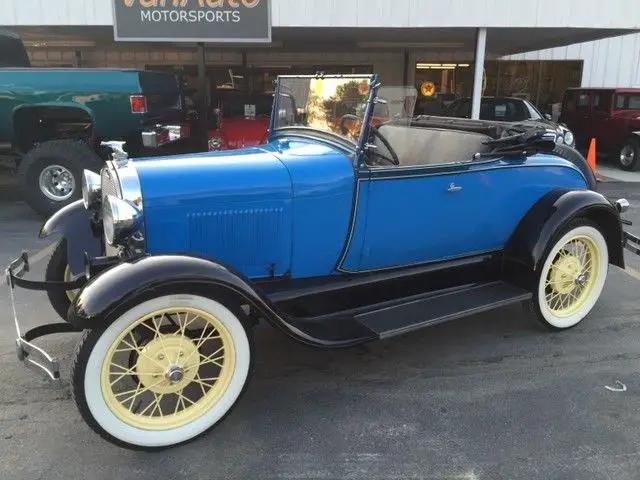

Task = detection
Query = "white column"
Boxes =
[471,27,487,120]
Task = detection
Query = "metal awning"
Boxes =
[9,25,640,56]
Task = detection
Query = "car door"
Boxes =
[337,131,588,274]
[584,90,619,148]
[561,90,592,146]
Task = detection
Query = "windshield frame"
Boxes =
[269,73,380,159]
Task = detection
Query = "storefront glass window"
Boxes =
[414,60,582,118]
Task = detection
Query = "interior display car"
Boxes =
[206,90,272,151]
[442,96,575,148]
[6,73,639,451]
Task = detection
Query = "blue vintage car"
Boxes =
[6,74,639,450]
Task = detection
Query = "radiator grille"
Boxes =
[101,166,121,202]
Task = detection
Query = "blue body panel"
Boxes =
[134,137,356,279]
[263,138,356,278]
[135,147,294,279]
[339,155,588,273]
[133,134,590,280]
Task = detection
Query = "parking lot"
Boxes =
[3,167,640,480]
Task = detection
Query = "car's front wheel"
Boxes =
[617,137,640,171]
[45,239,81,320]
[530,219,609,330]
[71,294,253,450]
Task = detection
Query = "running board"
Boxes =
[355,281,531,339]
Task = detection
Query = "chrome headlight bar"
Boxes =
[81,156,145,251]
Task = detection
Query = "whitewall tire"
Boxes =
[531,219,609,330]
[71,294,253,450]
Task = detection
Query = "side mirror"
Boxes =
[544,113,553,121]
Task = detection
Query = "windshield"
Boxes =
[272,75,376,144]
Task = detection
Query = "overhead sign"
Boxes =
[112,0,271,43]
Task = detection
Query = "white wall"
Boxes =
[503,32,640,88]
[4,0,640,28]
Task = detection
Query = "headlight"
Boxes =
[82,170,101,209]
[563,130,575,146]
[103,195,142,245]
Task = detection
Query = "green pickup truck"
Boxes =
[0,29,192,215]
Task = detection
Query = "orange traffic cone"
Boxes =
[586,137,602,181]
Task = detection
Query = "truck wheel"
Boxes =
[17,140,103,217]
[45,238,81,321]
[617,137,640,171]
[529,218,608,331]
[71,294,254,450]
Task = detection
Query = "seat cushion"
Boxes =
[375,124,493,166]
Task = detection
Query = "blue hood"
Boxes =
[134,145,294,278]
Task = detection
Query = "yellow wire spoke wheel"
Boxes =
[73,294,252,449]
[536,222,608,330]
[101,307,236,431]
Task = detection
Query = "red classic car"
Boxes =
[559,87,640,170]
[207,91,272,151]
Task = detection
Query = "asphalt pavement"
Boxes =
[2,177,640,480]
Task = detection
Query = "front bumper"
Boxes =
[5,251,119,381]
[5,252,84,381]
[141,122,191,148]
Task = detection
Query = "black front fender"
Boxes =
[39,199,103,275]
[503,188,624,290]
[69,254,377,348]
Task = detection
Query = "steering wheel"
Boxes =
[368,126,400,166]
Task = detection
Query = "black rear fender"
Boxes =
[39,199,103,275]
[503,188,624,290]
[68,254,377,348]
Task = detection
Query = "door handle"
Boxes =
[447,182,462,193]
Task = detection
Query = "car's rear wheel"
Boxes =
[71,294,253,450]
[618,137,640,171]
[530,219,608,330]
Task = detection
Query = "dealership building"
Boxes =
[2,0,640,119]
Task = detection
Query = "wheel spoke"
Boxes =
[117,378,166,405]
[194,374,219,391]
[176,312,199,363]
[109,363,147,386]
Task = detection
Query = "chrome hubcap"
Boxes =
[165,365,185,384]
[38,165,75,201]
[620,146,635,167]
[575,273,587,286]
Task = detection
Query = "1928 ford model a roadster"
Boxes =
[6,74,640,450]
